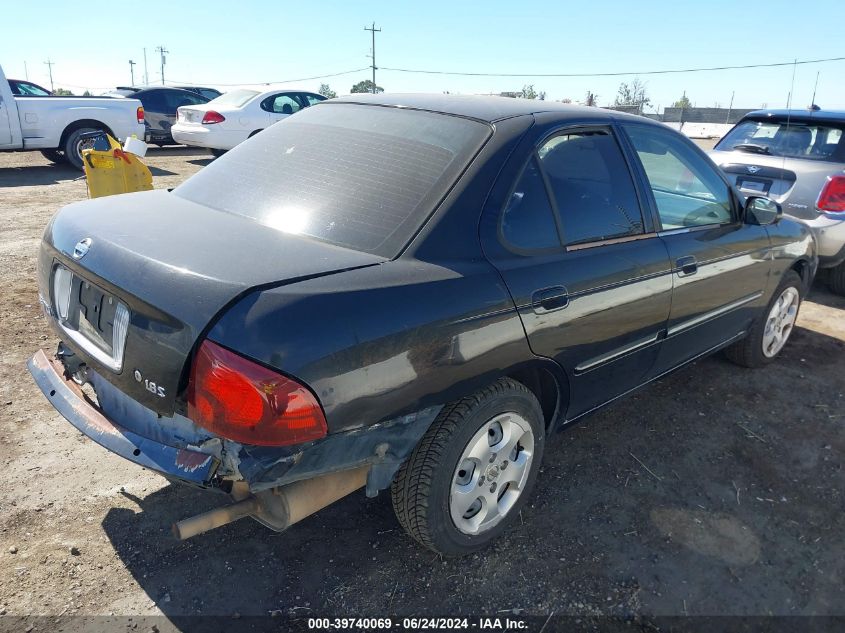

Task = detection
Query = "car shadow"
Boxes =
[145,146,210,158]
[99,324,845,627]
[0,164,83,187]
[148,166,178,177]
[187,158,213,167]
[807,281,845,310]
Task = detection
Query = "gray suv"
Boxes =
[710,109,845,294]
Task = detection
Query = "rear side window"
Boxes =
[716,118,845,161]
[174,104,491,257]
[501,157,561,250]
[538,130,644,245]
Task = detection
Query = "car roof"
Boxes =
[743,109,845,123]
[329,93,641,123]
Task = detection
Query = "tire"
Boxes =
[40,149,66,164]
[724,270,803,368]
[210,148,227,158]
[828,262,845,296]
[63,127,101,170]
[391,378,545,556]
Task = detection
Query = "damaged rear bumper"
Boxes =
[27,349,218,485]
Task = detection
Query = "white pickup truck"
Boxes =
[0,64,146,169]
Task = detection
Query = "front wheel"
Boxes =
[391,378,545,556]
[724,270,803,368]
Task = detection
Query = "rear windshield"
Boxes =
[207,89,260,108]
[716,118,844,161]
[174,103,491,257]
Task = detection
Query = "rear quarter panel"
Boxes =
[208,258,536,433]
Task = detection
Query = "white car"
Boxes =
[171,88,326,155]
[1,64,145,169]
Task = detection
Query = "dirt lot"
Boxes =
[0,146,843,629]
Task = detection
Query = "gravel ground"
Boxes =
[0,146,843,629]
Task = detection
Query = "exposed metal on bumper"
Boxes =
[27,349,218,485]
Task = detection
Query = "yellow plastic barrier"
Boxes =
[82,134,153,199]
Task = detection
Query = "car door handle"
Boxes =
[676,256,698,277]
[532,286,569,314]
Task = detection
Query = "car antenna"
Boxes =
[808,71,820,115]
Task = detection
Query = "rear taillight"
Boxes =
[187,341,327,446]
[817,175,845,214]
[201,110,225,125]
[136,106,144,124]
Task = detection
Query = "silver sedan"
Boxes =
[710,109,845,294]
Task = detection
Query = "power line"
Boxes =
[379,55,845,78]
[165,67,370,87]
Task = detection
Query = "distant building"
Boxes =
[662,107,754,124]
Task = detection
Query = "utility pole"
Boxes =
[129,59,136,86]
[143,48,148,85]
[24,61,29,80]
[155,45,168,85]
[726,90,734,124]
[364,22,381,93]
[43,59,55,92]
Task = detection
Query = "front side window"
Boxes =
[624,124,733,230]
[303,93,327,106]
[716,118,844,161]
[261,94,302,115]
[538,130,644,245]
[501,156,561,250]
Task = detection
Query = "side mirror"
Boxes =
[745,196,782,226]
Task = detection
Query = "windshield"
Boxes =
[716,118,844,161]
[174,103,491,257]
[207,89,259,108]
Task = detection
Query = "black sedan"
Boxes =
[108,86,209,145]
[28,95,816,556]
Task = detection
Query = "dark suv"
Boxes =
[108,86,209,145]
[28,95,816,556]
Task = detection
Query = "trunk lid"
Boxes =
[41,189,384,415]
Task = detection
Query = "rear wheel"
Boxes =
[40,149,66,164]
[724,270,803,368]
[828,262,845,296]
[391,378,544,556]
[63,127,102,170]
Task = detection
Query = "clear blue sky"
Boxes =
[2,0,843,110]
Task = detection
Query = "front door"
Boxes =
[0,93,13,146]
[620,122,773,372]
[482,123,673,419]
[262,93,303,125]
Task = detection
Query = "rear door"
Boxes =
[620,122,773,372]
[482,121,672,419]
